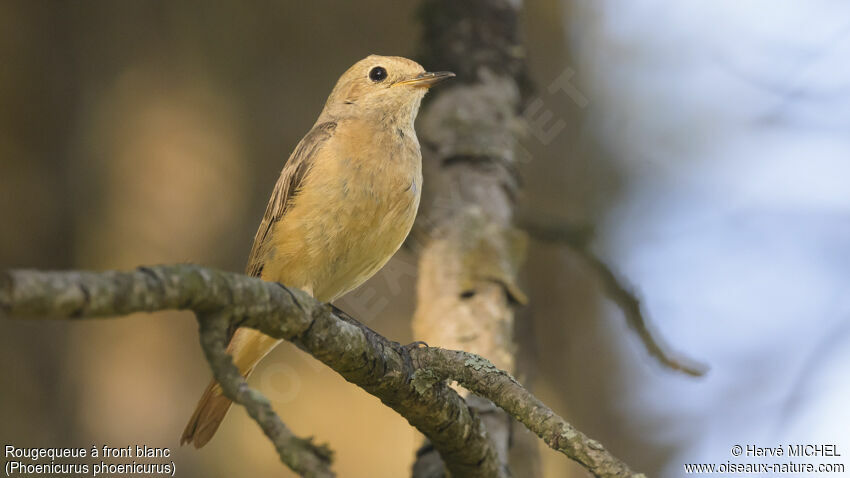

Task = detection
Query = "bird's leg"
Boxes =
[329,304,429,351]
[329,303,365,326]
[329,304,384,338]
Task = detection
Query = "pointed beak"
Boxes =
[394,71,456,88]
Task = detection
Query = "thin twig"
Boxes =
[520,218,708,377]
[197,310,334,477]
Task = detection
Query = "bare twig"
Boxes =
[520,219,708,377]
[197,310,334,477]
[0,264,646,478]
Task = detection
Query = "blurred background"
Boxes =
[1,1,848,477]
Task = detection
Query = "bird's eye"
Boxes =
[369,66,388,82]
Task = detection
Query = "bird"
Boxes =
[180,55,454,448]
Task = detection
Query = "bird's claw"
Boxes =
[403,340,429,352]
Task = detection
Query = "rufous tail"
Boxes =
[180,329,281,448]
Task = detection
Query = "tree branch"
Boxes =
[0,264,646,478]
[520,219,709,377]
[412,349,644,478]
[0,266,499,477]
[197,310,334,477]
[0,266,335,475]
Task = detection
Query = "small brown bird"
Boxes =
[181,55,454,447]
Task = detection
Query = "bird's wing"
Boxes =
[183,121,338,448]
[245,121,337,278]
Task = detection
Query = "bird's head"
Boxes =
[321,55,454,125]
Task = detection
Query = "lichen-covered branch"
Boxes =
[0,266,334,476]
[197,311,334,477]
[0,265,502,477]
[520,218,709,377]
[0,264,646,478]
[412,348,645,478]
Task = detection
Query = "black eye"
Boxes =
[369,66,387,82]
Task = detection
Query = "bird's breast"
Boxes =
[272,121,422,301]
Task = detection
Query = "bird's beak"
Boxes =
[394,71,456,88]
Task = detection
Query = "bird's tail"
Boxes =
[180,329,281,448]
[179,378,238,448]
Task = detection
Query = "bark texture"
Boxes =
[412,0,531,474]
